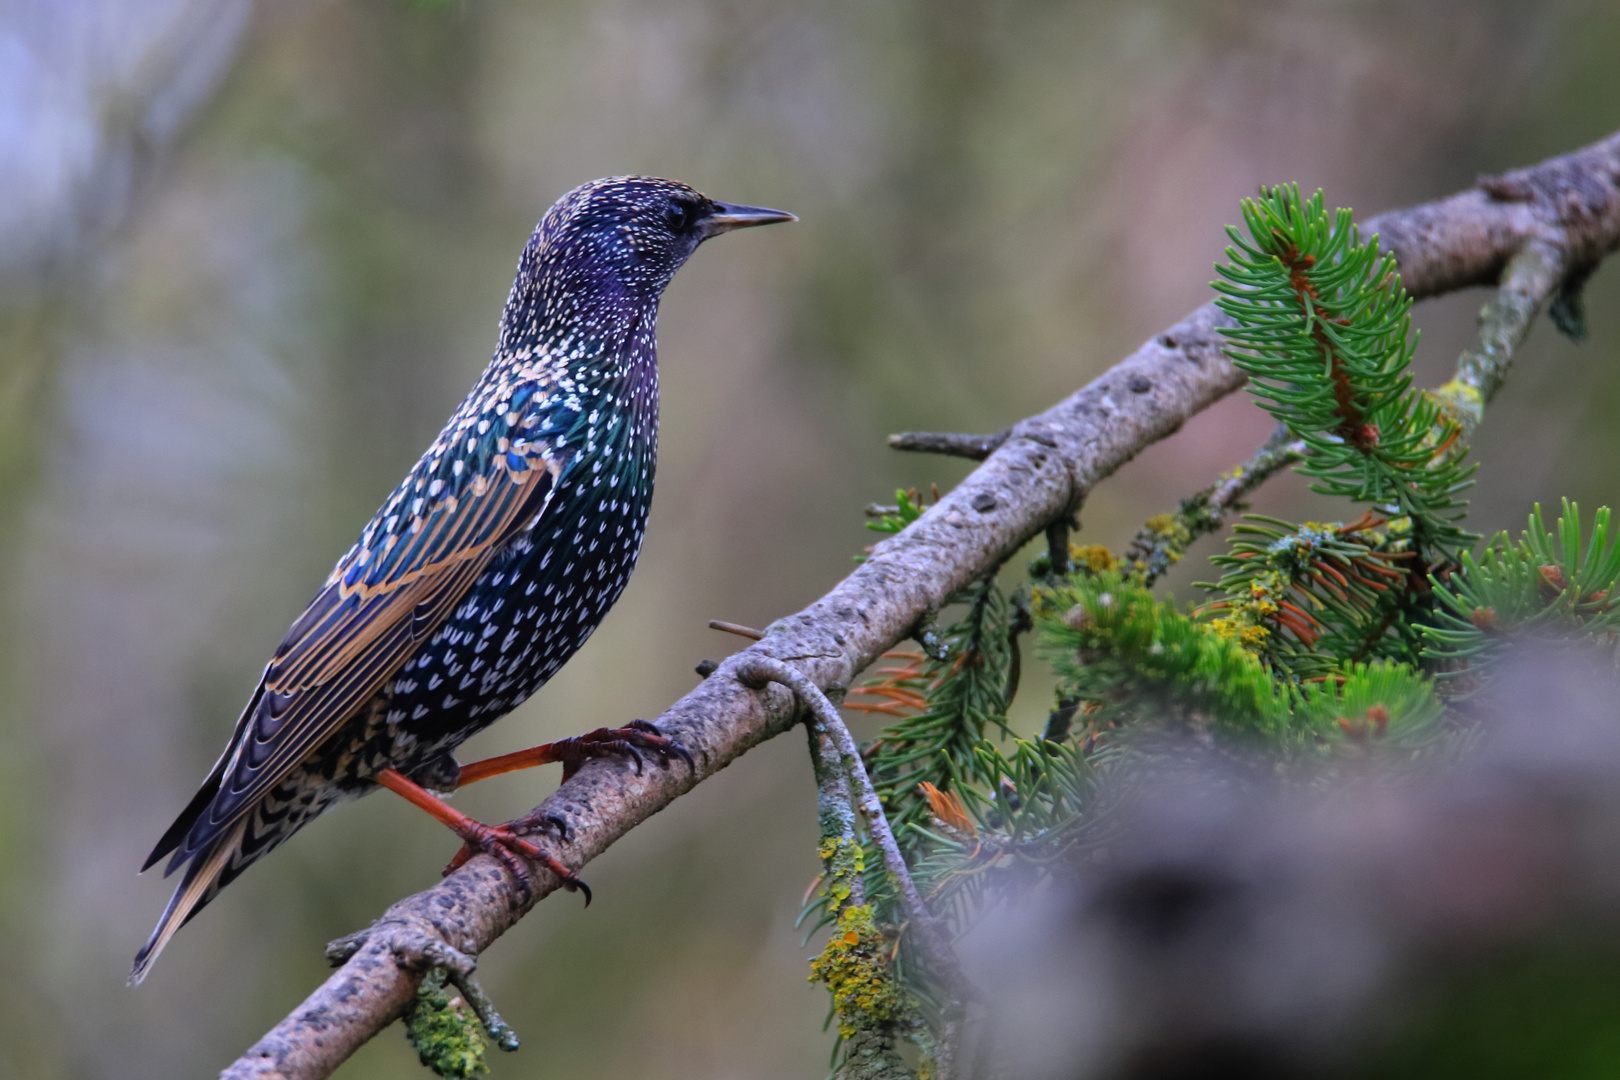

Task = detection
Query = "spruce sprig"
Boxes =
[1037,569,1284,737]
[1423,500,1620,680]
[1213,185,1476,568]
[860,578,1017,839]
[1034,569,1446,758]
[906,737,1095,929]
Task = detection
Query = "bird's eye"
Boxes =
[667,201,699,232]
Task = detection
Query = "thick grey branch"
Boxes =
[222,128,1620,1080]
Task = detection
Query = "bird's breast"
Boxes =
[376,420,656,763]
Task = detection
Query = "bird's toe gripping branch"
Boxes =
[374,767,592,906]
[441,720,695,896]
[378,722,695,907]
[440,816,593,906]
[545,718,696,782]
[455,719,697,787]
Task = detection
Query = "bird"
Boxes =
[132,176,795,983]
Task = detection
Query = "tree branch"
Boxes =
[887,430,1009,461]
[792,671,914,1080]
[222,128,1620,1080]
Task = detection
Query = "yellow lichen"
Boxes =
[809,834,917,1047]
[1208,573,1284,655]
[1070,543,1119,573]
[808,904,907,1040]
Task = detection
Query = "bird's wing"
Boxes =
[163,440,566,869]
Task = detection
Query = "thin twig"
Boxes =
[708,619,766,640]
[801,703,917,1080]
[1122,423,1304,586]
[733,659,958,973]
[887,430,1010,460]
[1045,519,1073,577]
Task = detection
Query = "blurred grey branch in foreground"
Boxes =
[971,645,1620,1080]
[225,130,1620,1080]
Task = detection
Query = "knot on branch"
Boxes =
[326,921,520,1058]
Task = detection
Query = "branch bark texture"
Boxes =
[223,129,1620,1080]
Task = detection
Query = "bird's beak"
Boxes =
[698,201,797,239]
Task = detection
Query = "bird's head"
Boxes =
[526,176,794,301]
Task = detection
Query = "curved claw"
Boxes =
[539,812,572,843]
[668,741,696,775]
[626,719,697,775]
[552,721,695,782]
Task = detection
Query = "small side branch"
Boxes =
[326,928,519,1054]
[1433,241,1567,443]
[1123,423,1304,586]
[733,658,965,992]
[708,619,766,640]
[887,430,1009,461]
[799,691,913,1080]
[737,656,971,1080]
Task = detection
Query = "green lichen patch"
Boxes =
[404,970,489,1079]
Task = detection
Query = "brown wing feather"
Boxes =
[162,448,563,867]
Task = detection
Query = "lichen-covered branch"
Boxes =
[735,658,959,985]
[1431,241,1568,443]
[222,128,1620,1080]
[736,655,972,1080]
[797,684,916,1080]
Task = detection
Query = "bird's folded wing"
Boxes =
[175,447,564,862]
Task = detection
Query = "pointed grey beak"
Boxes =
[698,201,797,238]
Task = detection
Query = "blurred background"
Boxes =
[0,1,1616,1076]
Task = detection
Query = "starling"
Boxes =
[132,177,794,983]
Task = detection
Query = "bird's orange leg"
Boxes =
[454,719,694,786]
[375,767,591,905]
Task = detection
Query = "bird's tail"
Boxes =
[129,818,247,985]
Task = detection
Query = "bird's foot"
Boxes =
[553,719,696,782]
[442,816,592,907]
